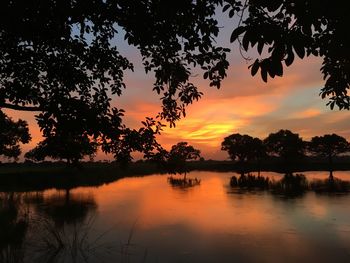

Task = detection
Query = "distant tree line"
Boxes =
[1,126,349,182]
[221,129,350,179]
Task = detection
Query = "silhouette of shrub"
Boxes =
[230,173,270,189]
[167,176,201,188]
[310,177,350,193]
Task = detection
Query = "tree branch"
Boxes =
[0,103,43,111]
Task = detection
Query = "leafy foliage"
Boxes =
[221,133,265,175]
[309,134,350,158]
[0,0,234,162]
[167,142,201,176]
[148,142,200,175]
[2,0,350,162]
[264,129,305,161]
[221,133,265,162]
[24,134,98,164]
[0,111,31,160]
[228,0,350,109]
[308,134,349,178]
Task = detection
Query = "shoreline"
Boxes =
[1,160,350,192]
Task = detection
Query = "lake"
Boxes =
[1,171,350,263]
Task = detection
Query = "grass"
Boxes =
[230,174,269,189]
[310,177,350,193]
[29,215,115,263]
[0,191,148,263]
[28,215,148,263]
[167,176,201,188]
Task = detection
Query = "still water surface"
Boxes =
[1,171,350,262]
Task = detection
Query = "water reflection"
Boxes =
[94,171,350,262]
[1,171,350,262]
[34,188,97,227]
[0,190,105,263]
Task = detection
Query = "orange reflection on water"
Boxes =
[27,171,350,262]
[94,172,292,235]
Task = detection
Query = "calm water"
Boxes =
[1,171,350,263]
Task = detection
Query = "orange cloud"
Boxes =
[289,108,322,119]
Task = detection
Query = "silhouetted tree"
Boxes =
[221,134,265,175]
[228,1,350,109]
[0,0,231,162]
[0,111,31,160]
[309,134,350,179]
[251,137,266,176]
[2,1,349,161]
[24,133,97,165]
[264,130,305,172]
[167,142,201,179]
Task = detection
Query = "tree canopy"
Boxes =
[309,134,350,178]
[167,142,201,175]
[264,129,305,161]
[229,0,350,109]
[0,0,349,161]
[0,0,232,162]
[309,134,349,158]
[0,111,31,160]
[222,133,265,175]
[221,133,264,162]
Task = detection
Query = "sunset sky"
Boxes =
[4,14,350,161]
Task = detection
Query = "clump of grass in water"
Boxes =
[29,215,116,263]
[310,177,350,193]
[28,215,149,263]
[270,173,309,196]
[229,173,350,195]
[230,173,270,190]
[118,220,148,263]
[167,176,201,188]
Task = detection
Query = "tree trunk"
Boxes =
[65,189,70,204]
[328,154,334,181]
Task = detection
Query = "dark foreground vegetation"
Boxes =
[0,161,161,192]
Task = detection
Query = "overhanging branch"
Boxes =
[0,103,43,112]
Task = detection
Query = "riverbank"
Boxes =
[0,162,161,192]
[1,159,350,192]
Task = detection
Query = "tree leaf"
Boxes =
[223,4,230,12]
[274,60,283,76]
[260,62,268,82]
[293,42,305,59]
[285,50,294,66]
[230,26,246,43]
[242,31,250,51]
[257,41,264,55]
[251,59,260,76]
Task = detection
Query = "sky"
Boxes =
[4,12,350,161]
